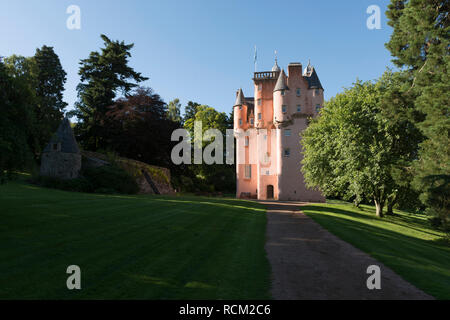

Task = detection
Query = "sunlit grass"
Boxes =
[0,180,270,300]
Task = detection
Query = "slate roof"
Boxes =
[43,118,80,154]
[234,88,245,106]
[273,69,289,92]
[304,67,323,90]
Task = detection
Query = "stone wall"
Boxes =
[40,152,82,180]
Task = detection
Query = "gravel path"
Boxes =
[264,201,433,300]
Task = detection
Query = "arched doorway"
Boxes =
[267,185,274,199]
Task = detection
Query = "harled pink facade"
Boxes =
[233,61,325,202]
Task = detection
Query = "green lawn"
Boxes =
[0,180,271,299]
[302,201,450,300]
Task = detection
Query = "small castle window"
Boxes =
[282,105,287,113]
[296,88,301,96]
[284,148,291,157]
[297,105,301,112]
[245,165,252,179]
[239,105,242,110]
[239,119,243,126]
[284,129,291,137]
[245,137,249,147]
[315,89,320,96]
[258,113,262,120]
[257,99,262,106]
[316,105,321,113]
[250,118,254,125]
[281,90,285,96]
[258,84,262,91]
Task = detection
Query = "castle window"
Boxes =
[257,99,262,106]
[296,88,301,96]
[316,105,321,113]
[282,105,287,113]
[284,148,291,157]
[297,105,301,112]
[250,118,254,125]
[281,90,285,96]
[315,89,320,96]
[258,113,262,120]
[284,129,291,137]
[245,137,249,147]
[258,84,262,91]
[239,105,242,110]
[244,165,252,179]
[239,119,243,126]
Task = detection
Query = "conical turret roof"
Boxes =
[43,118,80,154]
[234,88,245,106]
[274,69,289,92]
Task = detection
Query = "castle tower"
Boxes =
[233,58,325,202]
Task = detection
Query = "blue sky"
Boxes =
[1,0,394,115]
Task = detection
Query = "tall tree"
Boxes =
[167,98,182,123]
[386,0,449,226]
[0,60,36,182]
[4,47,68,154]
[183,101,201,123]
[33,46,68,146]
[301,74,421,217]
[71,34,148,150]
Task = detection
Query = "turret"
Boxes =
[273,69,289,124]
[234,88,246,130]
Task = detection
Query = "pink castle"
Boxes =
[233,59,325,202]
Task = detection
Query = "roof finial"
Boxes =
[272,50,281,72]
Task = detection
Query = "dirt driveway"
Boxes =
[263,201,433,300]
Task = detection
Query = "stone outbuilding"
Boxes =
[40,118,81,179]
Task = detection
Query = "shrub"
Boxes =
[82,165,139,194]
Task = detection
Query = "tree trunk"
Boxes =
[386,202,394,216]
[374,198,384,218]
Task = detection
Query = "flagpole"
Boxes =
[254,46,257,73]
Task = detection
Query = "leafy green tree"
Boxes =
[0,60,36,182]
[181,105,235,193]
[167,98,182,123]
[386,0,449,225]
[302,74,421,217]
[4,47,68,154]
[71,34,148,150]
[183,101,200,123]
[33,46,68,146]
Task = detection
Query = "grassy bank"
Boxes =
[302,202,450,299]
[0,180,270,299]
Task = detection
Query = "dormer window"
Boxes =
[282,105,287,113]
[296,88,301,97]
